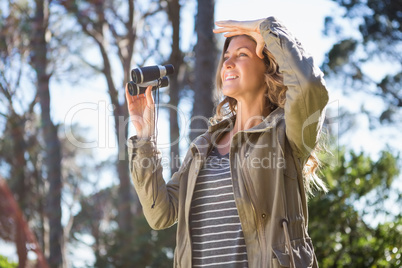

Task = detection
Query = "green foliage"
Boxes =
[326,39,357,74]
[70,187,177,267]
[89,215,176,268]
[99,216,176,268]
[318,3,402,263]
[322,0,402,124]
[0,255,17,268]
[309,148,402,267]
[325,0,401,62]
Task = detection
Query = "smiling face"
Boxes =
[220,35,267,103]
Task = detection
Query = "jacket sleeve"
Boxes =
[259,17,329,160]
[127,136,189,230]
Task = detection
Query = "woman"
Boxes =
[126,17,329,268]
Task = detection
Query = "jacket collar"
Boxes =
[190,107,285,156]
[208,107,284,133]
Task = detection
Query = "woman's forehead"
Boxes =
[225,36,256,52]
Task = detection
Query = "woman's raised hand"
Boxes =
[213,19,266,59]
[125,84,155,139]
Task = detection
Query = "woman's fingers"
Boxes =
[213,20,248,35]
[213,25,242,34]
[215,19,263,32]
[125,84,156,138]
[126,84,142,114]
[125,84,153,111]
[214,19,266,59]
[125,83,133,106]
[215,20,238,26]
[144,85,154,107]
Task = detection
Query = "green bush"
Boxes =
[0,255,17,268]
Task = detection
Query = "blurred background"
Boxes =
[0,0,401,267]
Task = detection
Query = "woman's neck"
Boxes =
[215,99,271,155]
[232,99,271,133]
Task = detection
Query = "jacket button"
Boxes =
[261,213,267,219]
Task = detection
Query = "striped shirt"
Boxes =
[190,147,248,268]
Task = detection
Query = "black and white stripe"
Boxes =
[190,148,248,268]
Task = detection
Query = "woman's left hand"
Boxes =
[213,19,266,59]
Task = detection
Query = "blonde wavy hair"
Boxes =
[213,35,327,195]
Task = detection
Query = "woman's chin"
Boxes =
[222,87,238,99]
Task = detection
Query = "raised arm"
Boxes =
[214,17,329,160]
[126,84,181,230]
[260,17,328,159]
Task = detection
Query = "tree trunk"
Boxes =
[167,0,183,174]
[31,0,64,267]
[99,42,134,234]
[8,112,29,267]
[60,0,136,236]
[190,0,217,142]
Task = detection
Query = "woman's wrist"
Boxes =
[137,135,154,141]
[255,18,266,33]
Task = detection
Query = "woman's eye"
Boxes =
[239,53,248,57]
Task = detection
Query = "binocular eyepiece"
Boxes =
[127,64,175,96]
[131,64,174,84]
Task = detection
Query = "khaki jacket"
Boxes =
[128,17,329,267]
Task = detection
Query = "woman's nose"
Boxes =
[223,57,234,69]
